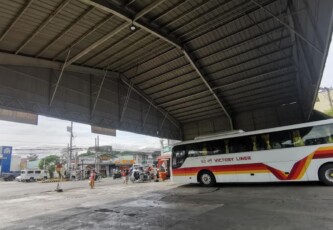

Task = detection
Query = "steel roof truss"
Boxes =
[0,0,34,42]
[36,6,95,58]
[15,0,71,55]
[251,0,323,54]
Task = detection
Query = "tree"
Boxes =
[39,155,60,178]
[324,108,333,117]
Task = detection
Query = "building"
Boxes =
[0,146,22,176]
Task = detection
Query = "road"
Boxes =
[0,179,112,200]
[0,179,333,230]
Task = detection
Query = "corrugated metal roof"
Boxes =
[0,0,331,126]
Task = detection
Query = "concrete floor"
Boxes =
[1,179,333,230]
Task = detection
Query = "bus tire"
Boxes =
[319,164,333,186]
[198,170,216,187]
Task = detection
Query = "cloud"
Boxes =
[0,115,161,152]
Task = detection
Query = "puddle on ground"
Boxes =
[120,199,224,211]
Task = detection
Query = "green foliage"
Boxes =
[39,155,60,178]
[325,108,333,117]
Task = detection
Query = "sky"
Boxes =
[0,116,161,152]
[320,35,333,88]
[0,35,332,154]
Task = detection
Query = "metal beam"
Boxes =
[141,69,195,91]
[67,0,165,66]
[49,49,71,106]
[150,78,202,98]
[200,31,289,70]
[120,74,180,129]
[234,98,299,113]
[180,111,224,123]
[78,0,295,130]
[158,91,211,107]
[0,52,119,78]
[220,75,296,95]
[65,21,129,66]
[79,0,181,48]
[0,0,34,42]
[136,63,191,86]
[15,0,71,54]
[208,46,292,77]
[177,108,223,120]
[122,47,176,74]
[52,14,113,61]
[82,29,139,66]
[174,104,219,117]
[36,6,94,58]
[142,104,151,128]
[129,54,184,80]
[210,55,292,85]
[150,0,190,22]
[133,0,167,21]
[159,0,214,29]
[170,99,217,114]
[178,0,255,39]
[120,81,133,123]
[212,66,295,90]
[251,0,324,55]
[132,56,187,82]
[181,0,275,44]
[286,1,304,118]
[100,36,159,68]
[162,95,215,110]
[233,95,298,111]
[91,67,108,117]
[227,86,297,104]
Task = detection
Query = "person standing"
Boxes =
[89,169,96,189]
[123,169,129,184]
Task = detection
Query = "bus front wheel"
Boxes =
[198,171,216,187]
[319,164,333,186]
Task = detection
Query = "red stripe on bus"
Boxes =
[173,147,333,180]
[313,153,333,159]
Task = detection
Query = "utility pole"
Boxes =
[67,121,73,178]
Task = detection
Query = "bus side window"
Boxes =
[205,141,223,155]
[302,125,328,146]
[261,134,271,150]
[292,130,305,147]
[270,130,292,149]
[327,124,333,143]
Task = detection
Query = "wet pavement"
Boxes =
[1,180,333,230]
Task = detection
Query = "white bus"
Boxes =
[172,119,333,186]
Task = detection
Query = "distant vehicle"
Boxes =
[172,119,333,186]
[15,176,22,182]
[21,170,48,182]
[113,171,122,179]
[2,171,21,181]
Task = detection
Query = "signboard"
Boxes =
[114,160,135,165]
[0,108,38,125]
[91,125,116,136]
[1,146,12,173]
[162,146,172,153]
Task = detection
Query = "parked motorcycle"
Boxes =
[130,170,151,183]
[113,171,122,179]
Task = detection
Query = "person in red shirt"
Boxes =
[89,170,96,189]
